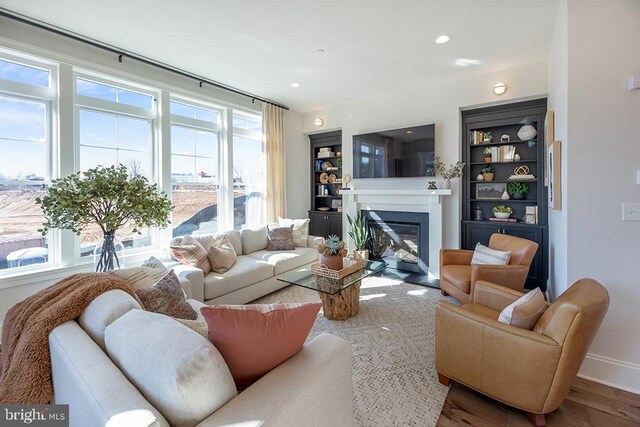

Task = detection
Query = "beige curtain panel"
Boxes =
[263,103,287,222]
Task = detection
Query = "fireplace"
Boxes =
[364,210,429,276]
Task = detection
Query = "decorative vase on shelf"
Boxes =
[93,231,125,272]
[484,157,492,163]
[501,190,510,200]
[482,172,494,182]
[512,192,525,200]
[442,179,451,189]
[353,249,369,261]
[494,212,511,219]
[514,154,521,161]
[517,125,537,141]
[476,174,484,181]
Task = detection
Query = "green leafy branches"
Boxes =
[434,156,465,180]
[35,165,173,236]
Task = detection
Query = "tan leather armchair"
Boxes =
[436,279,609,426]
[440,233,538,303]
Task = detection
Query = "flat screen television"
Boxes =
[352,124,435,178]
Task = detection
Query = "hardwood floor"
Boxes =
[437,377,640,426]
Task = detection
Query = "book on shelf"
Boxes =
[525,206,538,224]
[488,217,518,223]
[490,145,517,162]
[509,174,535,180]
[318,147,331,152]
[317,151,334,158]
[471,130,485,145]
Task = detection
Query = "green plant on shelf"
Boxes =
[492,205,513,214]
[433,156,465,180]
[480,165,494,174]
[483,147,492,156]
[507,182,529,195]
[483,131,492,142]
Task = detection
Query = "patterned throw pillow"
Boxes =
[200,302,322,389]
[277,217,310,247]
[111,266,168,292]
[141,256,167,271]
[170,235,212,274]
[471,243,511,265]
[267,225,295,251]
[498,288,546,330]
[135,271,198,320]
[174,318,209,338]
[207,235,238,274]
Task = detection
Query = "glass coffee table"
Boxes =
[277,260,386,320]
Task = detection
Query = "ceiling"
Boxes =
[0,0,559,113]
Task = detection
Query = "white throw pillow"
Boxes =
[141,256,167,271]
[471,243,511,265]
[105,309,237,426]
[498,288,546,330]
[278,217,310,247]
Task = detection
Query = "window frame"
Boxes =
[0,49,59,276]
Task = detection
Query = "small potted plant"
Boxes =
[347,211,370,261]
[481,165,495,182]
[317,234,348,270]
[483,147,492,163]
[507,182,529,200]
[433,156,465,189]
[483,131,493,143]
[492,205,513,219]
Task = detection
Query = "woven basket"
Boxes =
[311,259,366,280]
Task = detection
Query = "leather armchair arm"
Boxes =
[473,281,524,312]
[470,264,529,294]
[436,301,561,412]
[440,249,474,266]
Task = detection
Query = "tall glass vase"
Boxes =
[93,231,125,272]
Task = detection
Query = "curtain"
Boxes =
[263,103,287,222]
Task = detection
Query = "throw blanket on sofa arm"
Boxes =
[0,273,135,404]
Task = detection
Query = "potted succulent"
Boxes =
[507,182,529,200]
[481,165,495,182]
[483,147,492,163]
[36,165,173,272]
[347,211,370,261]
[492,205,513,219]
[317,234,348,270]
[433,156,465,189]
[483,131,493,143]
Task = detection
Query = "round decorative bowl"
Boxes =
[517,125,537,141]
[494,212,511,219]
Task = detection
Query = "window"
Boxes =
[0,53,55,272]
[233,112,264,229]
[76,75,156,257]
[170,100,221,237]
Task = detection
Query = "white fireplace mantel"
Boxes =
[341,188,452,278]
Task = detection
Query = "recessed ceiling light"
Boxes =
[494,82,507,95]
[454,58,482,67]
[317,48,325,54]
[406,130,413,134]
[290,82,300,88]
[435,35,450,44]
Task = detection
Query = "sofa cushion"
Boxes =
[200,303,322,389]
[241,226,268,254]
[105,309,237,427]
[203,256,274,300]
[207,235,237,274]
[171,235,212,274]
[135,271,198,320]
[278,217,310,247]
[247,247,318,275]
[267,224,295,251]
[441,265,472,293]
[78,290,142,351]
[191,234,218,252]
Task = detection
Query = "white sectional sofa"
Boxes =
[50,289,353,427]
[164,226,318,304]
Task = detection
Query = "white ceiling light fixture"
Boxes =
[314,118,324,127]
[494,82,507,95]
[317,48,325,54]
[435,35,450,44]
[454,58,482,67]
[290,82,301,88]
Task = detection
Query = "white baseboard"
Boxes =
[579,352,640,394]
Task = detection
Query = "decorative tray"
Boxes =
[311,259,366,279]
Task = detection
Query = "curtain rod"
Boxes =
[0,8,289,111]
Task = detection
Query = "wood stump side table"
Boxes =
[318,280,361,320]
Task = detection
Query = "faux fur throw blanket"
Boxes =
[0,273,134,404]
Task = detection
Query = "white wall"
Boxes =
[300,64,548,248]
[548,0,640,393]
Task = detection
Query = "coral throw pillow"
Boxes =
[200,303,321,388]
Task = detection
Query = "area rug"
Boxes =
[252,276,452,427]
